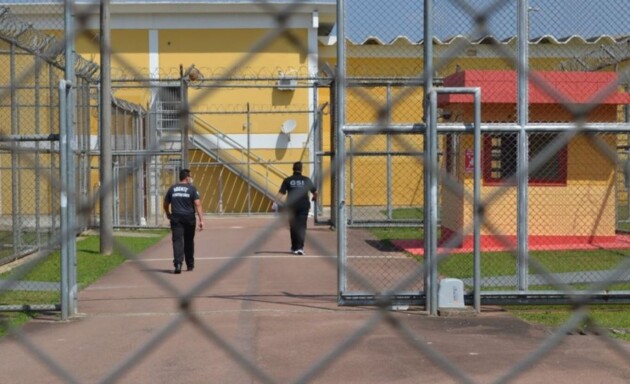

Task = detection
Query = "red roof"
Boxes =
[439,70,630,105]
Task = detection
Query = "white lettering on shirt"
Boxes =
[290,180,306,187]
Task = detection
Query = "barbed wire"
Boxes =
[0,5,99,81]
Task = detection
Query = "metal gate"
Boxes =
[337,0,630,310]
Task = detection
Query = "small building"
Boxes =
[438,70,630,248]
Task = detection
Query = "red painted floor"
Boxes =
[392,234,630,256]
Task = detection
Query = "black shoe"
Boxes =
[187,266,194,271]
[174,264,182,274]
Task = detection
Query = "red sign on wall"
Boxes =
[465,149,474,173]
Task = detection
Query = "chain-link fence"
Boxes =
[337,0,630,309]
[1,0,630,382]
[0,2,96,310]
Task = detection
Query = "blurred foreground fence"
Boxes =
[0,0,629,383]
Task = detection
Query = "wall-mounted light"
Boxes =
[277,69,298,91]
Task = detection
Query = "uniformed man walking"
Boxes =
[276,161,317,255]
[163,169,204,274]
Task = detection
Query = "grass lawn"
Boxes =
[503,305,630,341]
[0,230,168,338]
[366,209,630,341]
[437,249,628,277]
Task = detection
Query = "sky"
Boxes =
[5,0,629,42]
[343,0,630,43]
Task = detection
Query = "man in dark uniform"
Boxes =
[276,161,317,255]
[163,169,204,274]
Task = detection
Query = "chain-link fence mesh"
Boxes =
[339,0,630,302]
[1,0,630,382]
[1,1,72,309]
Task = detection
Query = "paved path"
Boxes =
[1,216,629,383]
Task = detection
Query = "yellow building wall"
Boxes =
[0,153,58,216]
[76,30,151,108]
[5,28,620,218]
[319,54,524,209]
[75,28,315,214]
[320,57,427,208]
[317,86,333,206]
[442,107,618,239]
[0,38,63,216]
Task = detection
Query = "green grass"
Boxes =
[371,208,427,248]
[0,230,56,259]
[503,305,630,341]
[616,204,630,232]
[371,226,425,242]
[437,249,628,278]
[367,223,630,340]
[382,207,423,220]
[0,230,168,338]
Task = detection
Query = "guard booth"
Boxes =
[438,70,630,250]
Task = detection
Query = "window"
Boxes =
[483,133,567,185]
[158,86,181,131]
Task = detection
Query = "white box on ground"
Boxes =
[438,278,465,308]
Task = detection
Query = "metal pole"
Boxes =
[625,85,630,224]
[330,82,337,229]
[473,88,482,312]
[136,112,145,225]
[435,87,482,312]
[121,109,127,225]
[34,57,42,246]
[49,64,57,234]
[59,80,69,320]
[79,81,89,230]
[181,69,189,168]
[99,0,113,254]
[180,79,191,168]
[386,84,393,219]
[336,0,348,302]
[313,104,322,221]
[247,102,252,215]
[113,161,119,225]
[10,42,19,258]
[349,136,354,225]
[517,0,530,291]
[424,0,437,315]
[428,91,438,316]
[65,0,78,317]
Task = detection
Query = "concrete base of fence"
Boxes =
[438,307,477,317]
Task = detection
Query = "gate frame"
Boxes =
[428,87,482,315]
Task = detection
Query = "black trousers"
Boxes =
[289,209,309,251]
[170,216,196,267]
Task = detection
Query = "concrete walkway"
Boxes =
[1,216,629,383]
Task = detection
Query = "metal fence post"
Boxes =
[65,0,78,318]
[59,79,70,320]
[336,0,347,302]
[424,0,437,316]
[473,88,482,313]
[100,0,114,255]
[10,41,19,258]
[517,0,530,291]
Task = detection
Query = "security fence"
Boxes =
[337,0,630,311]
[0,0,630,383]
[0,2,95,311]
